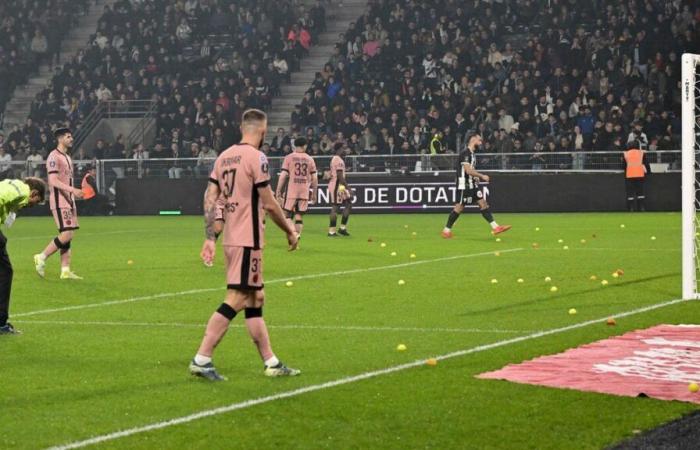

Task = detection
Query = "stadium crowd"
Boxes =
[0,0,697,176]
[288,0,696,169]
[0,0,325,177]
[0,0,90,119]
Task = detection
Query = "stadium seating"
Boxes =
[287,0,697,161]
[2,0,323,165]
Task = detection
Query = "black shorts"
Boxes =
[460,186,485,205]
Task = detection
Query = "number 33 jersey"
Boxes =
[280,152,317,200]
[209,143,270,249]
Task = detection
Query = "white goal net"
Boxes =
[682,53,700,299]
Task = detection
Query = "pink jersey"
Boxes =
[46,149,75,210]
[281,152,317,200]
[210,143,270,249]
[329,155,345,183]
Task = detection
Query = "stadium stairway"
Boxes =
[265,0,368,138]
[1,0,114,133]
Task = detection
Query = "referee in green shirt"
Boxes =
[0,177,46,334]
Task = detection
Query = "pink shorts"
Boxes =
[225,246,263,290]
[283,197,309,214]
[52,208,79,232]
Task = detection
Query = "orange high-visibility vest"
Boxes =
[81,173,96,200]
[624,149,645,178]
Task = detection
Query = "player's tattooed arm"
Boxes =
[203,184,220,241]
[463,163,489,182]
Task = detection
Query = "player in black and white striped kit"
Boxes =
[441,133,511,238]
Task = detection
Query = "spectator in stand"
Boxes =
[196,145,218,178]
[0,148,13,179]
[289,0,694,171]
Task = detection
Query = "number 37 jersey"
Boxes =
[210,144,270,249]
[280,152,317,200]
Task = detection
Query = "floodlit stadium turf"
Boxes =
[1,212,697,449]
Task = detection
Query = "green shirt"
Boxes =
[0,179,30,225]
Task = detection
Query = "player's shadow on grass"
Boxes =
[458,272,679,317]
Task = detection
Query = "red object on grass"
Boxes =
[478,325,700,404]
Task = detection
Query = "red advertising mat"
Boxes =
[478,325,700,404]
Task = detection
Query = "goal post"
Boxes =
[682,53,700,299]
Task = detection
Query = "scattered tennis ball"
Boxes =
[380,242,387,247]
[409,253,416,259]
[590,275,598,281]
[557,239,564,244]
[580,239,587,244]
[616,269,625,276]
[494,251,500,257]
[517,278,524,283]
[563,245,569,250]
[612,272,619,278]
[426,358,438,366]
[398,279,405,286]
[544,276,552,282]
[568,308,577,315]
[286,281,294,287]
[651,236,656,240]
[532,242,540,249]
[411,231,417,236]
[689,382,699,393]
[495,238,501,242]
[535,227,540,231]
[396,344,407,351]
[404,225,409,229]
[390,251,397,256]
[491,278,498,284]
[601,279,609,286]
[606,317,616,326]
[620,224,625,228]
[550,286,558,292]
[127,260,133,265]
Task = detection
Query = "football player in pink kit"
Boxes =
[327,143,352,237]
[275,137,318,238]
[192,109,300,381]
[33,128,84,279]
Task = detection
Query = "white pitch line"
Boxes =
[47,297,688,450]
[13,320,526,334]
[14,248,523,318]
[11,229,155,241]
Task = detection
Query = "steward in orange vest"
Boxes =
[623,142,651,212]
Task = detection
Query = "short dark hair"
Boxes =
[294,137,308,148]
[54,127,72,138]
[24,177,46,202]
[241,109,267,126]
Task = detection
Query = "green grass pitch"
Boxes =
[1,212,697,449]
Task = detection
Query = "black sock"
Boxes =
[330,214,337,228]
[627,198,635,211]
[445,210,460,229]
[481,208,494,223]
[637,197,645,211]
[341,213,349,226]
